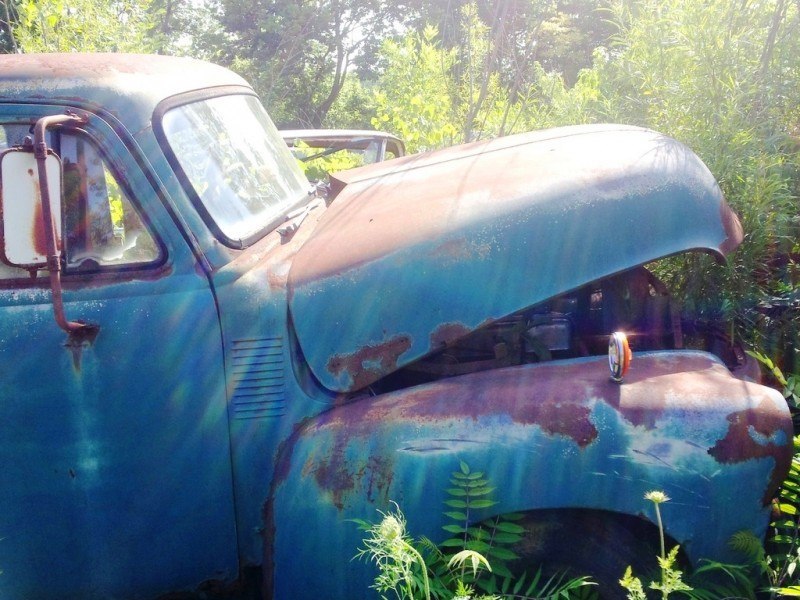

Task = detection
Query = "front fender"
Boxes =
[265,351,791,600]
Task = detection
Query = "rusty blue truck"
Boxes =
[0,53,793,599]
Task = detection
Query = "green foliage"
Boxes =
[371,25,459,152]
[679,557,758,600]
[433,460,525,590]
[748,350,800,411]
[590,0,800,330]
[291,140,365,182]
[323,77,378,130]
[7,0,160,53]
[693,437,800,600]
[356,462,593,600]
[621,492,761,600]
[620,492,692,600]
[763,435,800,597]
[622,427,800,600]
[354,504,432,600]
[620,566,647,600]
[216,0,395,127]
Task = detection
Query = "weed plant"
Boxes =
[354,461,592,600]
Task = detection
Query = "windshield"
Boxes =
[161,94,310,245]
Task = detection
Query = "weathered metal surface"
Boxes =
[267,351,792,599]
[0,94,241,598]
[0,53,248,138]
[0,53,790,600]
[288,125,744,392]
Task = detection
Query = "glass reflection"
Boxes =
[162,95,310,244]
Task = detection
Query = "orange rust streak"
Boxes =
[326,335,412,390]
[709,400,794,504]
[32,199,48,258]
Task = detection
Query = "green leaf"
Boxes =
[492,521,526,534]
[443,511,467,521]
[463,479,490,489]
[487,546,520,560]
[465,539,491,553]
[466,525,487,537]
[467,486,495,496]
[490,531,523,544]
[442,524,466,534]
[444,499,467,508]
[447,549,492,577]
[490,562,514,579]
[773,535,798,543]
[468,498,497,509]
[459,460,470,475]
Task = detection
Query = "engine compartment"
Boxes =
[372,265,744,394]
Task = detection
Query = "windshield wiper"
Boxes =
[278,195,323,241]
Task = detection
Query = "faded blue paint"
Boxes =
[0,54,790,600]
[269,352,792,599]
[0,62,242,597]
[288,126,742,392]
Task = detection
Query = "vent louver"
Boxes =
[230,337,285,420]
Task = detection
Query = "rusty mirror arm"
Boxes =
[32,113,98,337]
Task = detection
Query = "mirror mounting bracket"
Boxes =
[32,112,97,336]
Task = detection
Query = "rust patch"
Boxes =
[306,450,395,511]
[327,334,412,390]
[279,353,792,537]
[708,399,793,504]
[314,361,607,449]
[267,268,288,290]
[515,402,598,447]
[306,448,357,511]
[429,322,472,349]
[432,238,471,263]
[719,201,744,255]
[363,455,395,504]
[32,190,48,258]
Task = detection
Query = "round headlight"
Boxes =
[608,331,632,383]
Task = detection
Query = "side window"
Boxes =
[60,135,159,269]
[0,125,160,281]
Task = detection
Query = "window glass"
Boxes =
[0,125,160,281]
[59,136,159,269]
[161,95,309,244]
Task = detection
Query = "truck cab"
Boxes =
[0,54,792,599]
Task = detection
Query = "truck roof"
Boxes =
[0,53,251,130]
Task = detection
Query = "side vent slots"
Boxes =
[230,337,285,420]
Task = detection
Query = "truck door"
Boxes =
[0,114,238,598]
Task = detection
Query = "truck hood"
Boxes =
[287,124,743,392]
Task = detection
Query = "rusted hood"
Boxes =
[288,124,743,392]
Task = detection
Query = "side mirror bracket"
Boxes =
[0,112,98,337]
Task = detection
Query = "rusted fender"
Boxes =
[265,351,791,600]
[288,125,743,392]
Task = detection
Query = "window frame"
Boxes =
[153,87,311,250]
[0,116,167,287]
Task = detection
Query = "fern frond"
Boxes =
[729,531,766,563]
